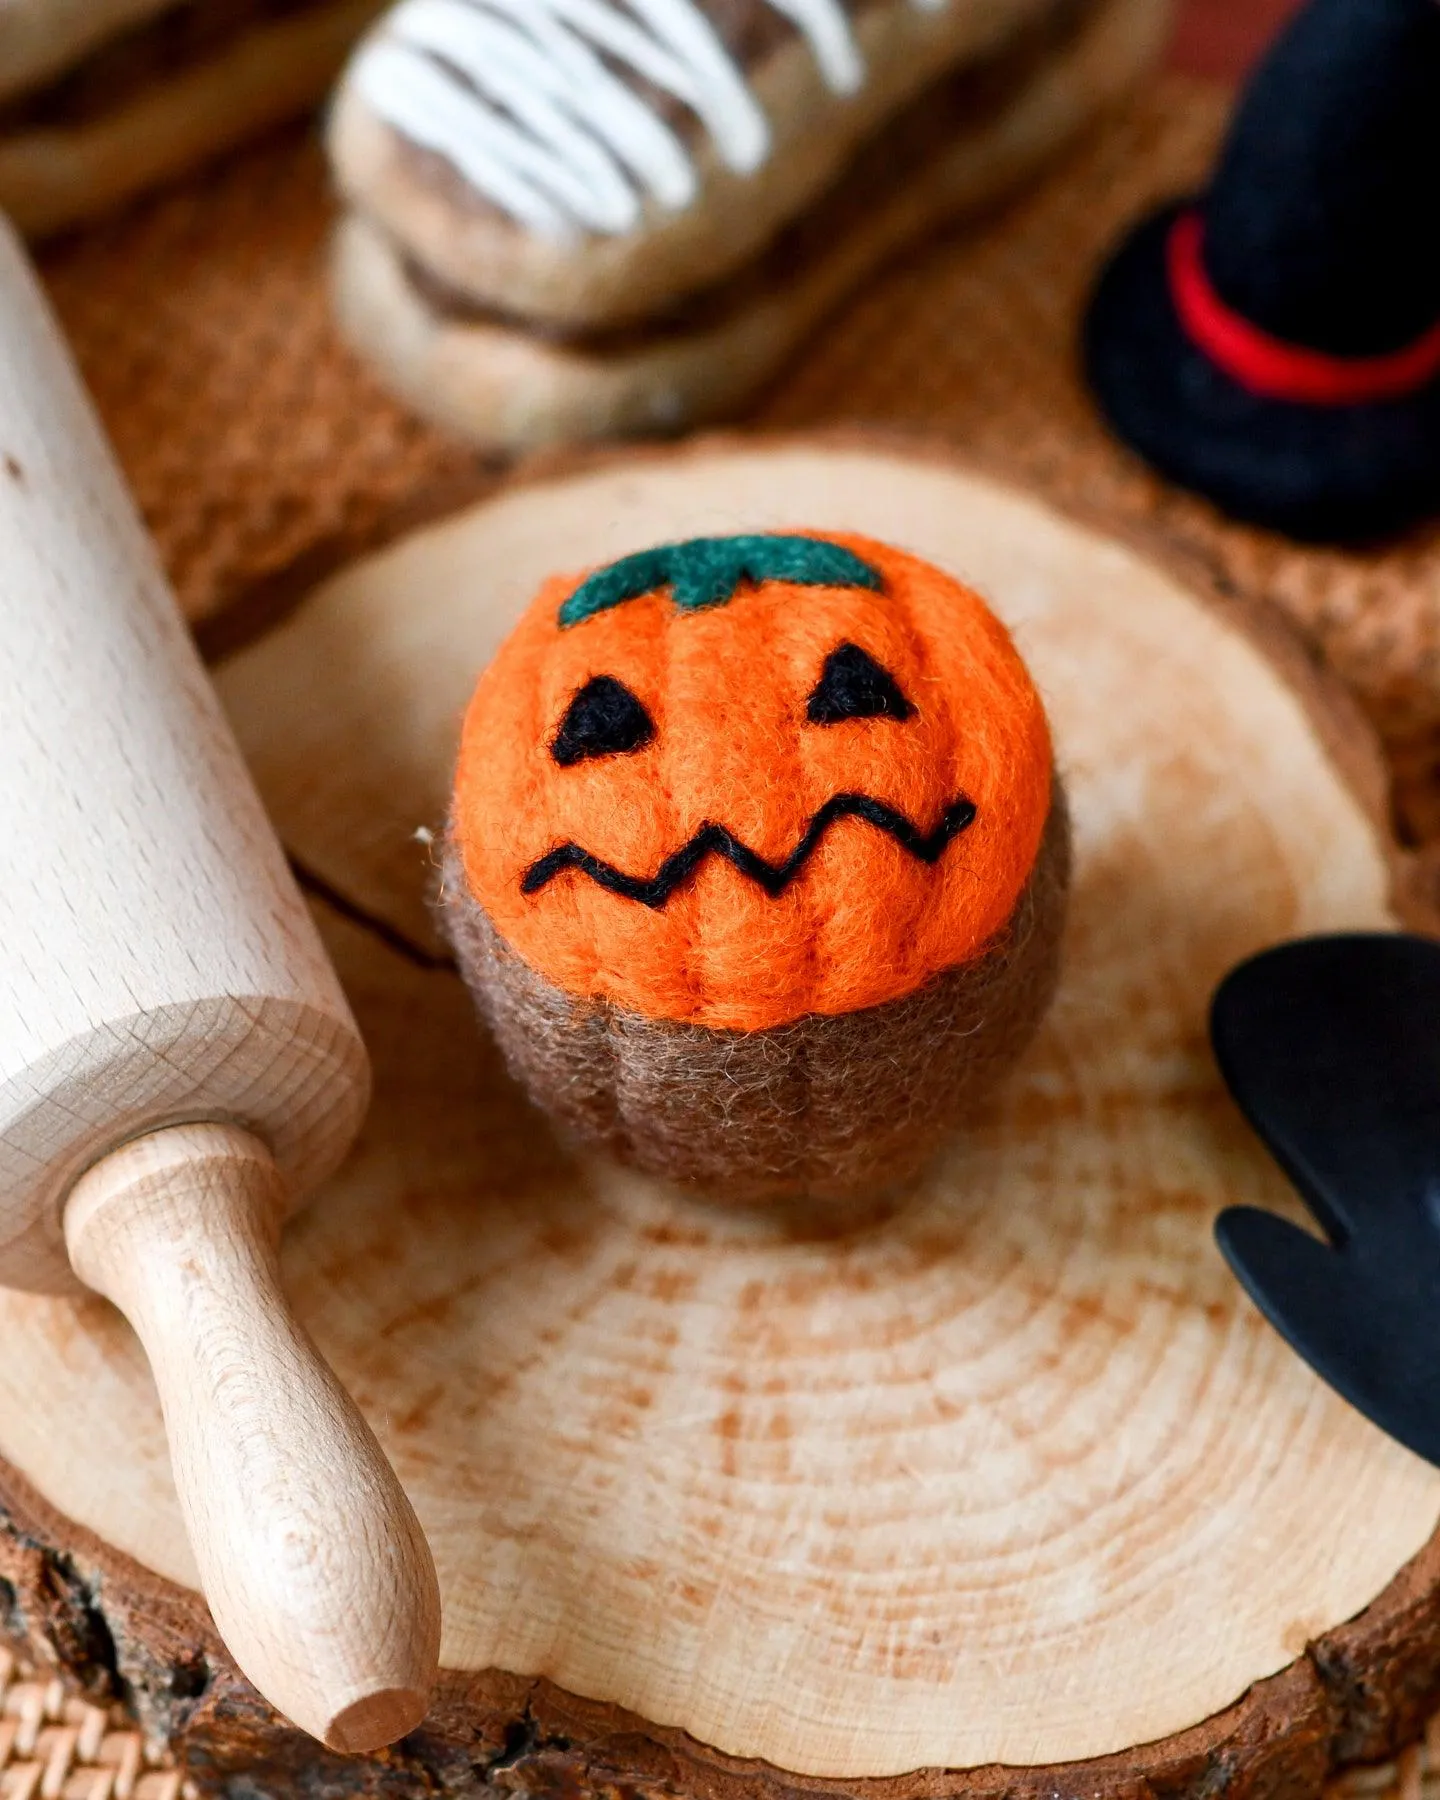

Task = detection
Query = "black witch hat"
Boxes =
[1084,0,1440,543]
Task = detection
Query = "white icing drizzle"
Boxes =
[348,0,945,240]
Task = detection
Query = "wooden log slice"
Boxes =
[3,436,1440,1798]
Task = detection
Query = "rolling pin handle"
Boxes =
[63,1122,440,1753]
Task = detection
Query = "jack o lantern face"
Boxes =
[453,531,1053,1032]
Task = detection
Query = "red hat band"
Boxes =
[1167,210,1440,407]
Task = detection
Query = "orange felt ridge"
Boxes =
[453,532,1054,1032]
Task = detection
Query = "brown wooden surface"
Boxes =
[5,436,1440,1798]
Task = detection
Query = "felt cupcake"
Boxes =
[441,529,1068,1202]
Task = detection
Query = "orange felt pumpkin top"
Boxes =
[452,531,1054,1032]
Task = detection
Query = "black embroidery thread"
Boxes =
[807,643,914,724]
[521,793,978,908]
[551,675,655,765]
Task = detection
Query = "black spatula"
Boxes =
[1211,932,1440,1467]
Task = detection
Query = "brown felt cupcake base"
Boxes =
[439,788,1070,1206]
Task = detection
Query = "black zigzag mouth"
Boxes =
[520,792,978,909]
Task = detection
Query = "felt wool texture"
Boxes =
[551,674,656,765]
[451,531,1056,1033]
[440,788,1069,1202]
[1084,0,1440,543]
[327,0,1073,334]
[560,534,883,625]
[808,641,915,722]
[519,792,980,905]
[1165,211,1440,408]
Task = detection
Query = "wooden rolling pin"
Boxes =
[0,221,440,1752]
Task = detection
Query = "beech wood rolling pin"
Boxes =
[0,222,440,1752]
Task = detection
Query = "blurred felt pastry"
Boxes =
[326,0,1171,451]
[0,0,385,235]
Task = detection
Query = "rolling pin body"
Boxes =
[0,220,439,1750]
[0,221,362,1294]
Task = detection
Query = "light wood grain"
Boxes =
[66,1123,439,1752]
[0,215,367,1294]
[3,440,1438,1785]
[0,218,438,1747]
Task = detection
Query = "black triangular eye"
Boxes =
[552,674,655,765]
[806,642,914,724]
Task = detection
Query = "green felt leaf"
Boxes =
[558,534,883,627]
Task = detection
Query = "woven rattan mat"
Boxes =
[0,1650,182,1800]
[20,70,1440,1797]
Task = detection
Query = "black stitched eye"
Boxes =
[551,674,655,765]
[806,642,914,724]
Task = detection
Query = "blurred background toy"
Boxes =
[0,0,384,236]
[324,0,1172,451]
[1213,932,1440,1470]
[1085,0,1440,542]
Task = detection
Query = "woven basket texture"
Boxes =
[0,1650,183,1800]
[17,67,1440,1798]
